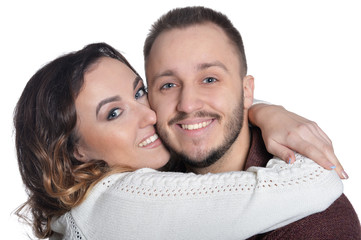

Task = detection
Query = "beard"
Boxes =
[157,98,244,169]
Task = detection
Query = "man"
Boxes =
[143,7,348,179]
[144,6,360,238]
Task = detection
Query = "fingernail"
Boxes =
[330,165,336,170]
[341,170,349,180]
[288,158,292,164]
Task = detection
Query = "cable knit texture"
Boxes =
[50,128,350,240]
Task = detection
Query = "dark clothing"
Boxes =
[247,128,361,240]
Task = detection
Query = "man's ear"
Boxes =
[243,75,255,109]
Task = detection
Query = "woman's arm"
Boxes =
[52,155,342,239]
[248,101,347,179]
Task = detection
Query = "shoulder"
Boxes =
[253,194,361,239]
[51,212,87,239]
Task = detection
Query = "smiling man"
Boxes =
[146,20,253,174]
[144,6,360,238]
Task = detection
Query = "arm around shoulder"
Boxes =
[54,159,343,239]
[246,153,343,233]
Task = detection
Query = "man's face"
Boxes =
[146,23,248,167]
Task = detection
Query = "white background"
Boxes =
[1,0,360,239]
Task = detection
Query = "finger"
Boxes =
[315,126,332,145]
[285,132,335,169]
[286,113,332,146]
[323,147,348,179]
[289,127,348,178]
[296,121,330,147]
[295,142,335,169]
[287,126,332,162]
[300,143,347,179]
[269,138,348,179]
[307,121,332,145]
[265,140,296,164]
[306,123,348,179]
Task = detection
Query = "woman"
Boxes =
[14,43,342,239]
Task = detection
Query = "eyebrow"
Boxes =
[150,61,229,83]
[96,95,121,117]
[95,76,142,117]
[133,76,142,90]
[196,61,229,72]
[150,70,175,83]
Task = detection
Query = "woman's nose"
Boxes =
[138,103,157,128]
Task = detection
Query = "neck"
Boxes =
[189,123,251,174]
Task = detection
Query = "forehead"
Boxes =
[84,57,136,86]
[78,57,139,102]
[153,22,236,54]
[146,23,240,80]
[86,57,129,76]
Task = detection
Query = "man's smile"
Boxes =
[180,120,212,130]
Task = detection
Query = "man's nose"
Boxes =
[176,86,203,113]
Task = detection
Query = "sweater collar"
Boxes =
[244,127,273,170]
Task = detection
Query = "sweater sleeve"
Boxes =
[52,153,342,240]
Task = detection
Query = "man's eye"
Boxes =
[107,108,121,120]
[203,77,217,84]
[161,83,176,90]
[135,87,147,99]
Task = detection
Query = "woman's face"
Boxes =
[74,57,170,170]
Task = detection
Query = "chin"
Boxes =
[153,154,171,169]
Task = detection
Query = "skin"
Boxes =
[74,57,170,170]
[68,28,346,178]
[249,103,347,178]
[146,22,254,174]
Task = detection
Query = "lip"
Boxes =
[138,133,162,149]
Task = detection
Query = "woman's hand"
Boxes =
[248,103,348,179]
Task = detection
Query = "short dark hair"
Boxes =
[144,6,247,76]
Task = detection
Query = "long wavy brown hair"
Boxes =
[13,43,139,238]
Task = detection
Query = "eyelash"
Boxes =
[203,77,217,84]
[106,86,147,121]
[160,83,176,90]
[135,86,147,99]
[160,77,217,90]
[107,108,121,120]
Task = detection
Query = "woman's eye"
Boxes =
[161,83,176,90]
[107,108,121,120]
[135,87,147,99]
[203,77,217,84]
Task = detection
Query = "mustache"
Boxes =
[168,111,221,126]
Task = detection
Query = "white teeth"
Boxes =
[181,120,211,130]
[139,134,159,147]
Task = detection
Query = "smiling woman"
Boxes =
[12,42,346,239]
[4,1,361,239]
[73,57,169,169]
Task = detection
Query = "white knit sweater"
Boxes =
[51,154,342,240]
